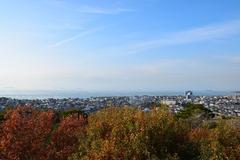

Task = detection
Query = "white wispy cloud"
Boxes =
[41,23,85,31]
[45,1,134,15]
[122,20,240,54]
[76,6,134,14]
[49,27,102,48]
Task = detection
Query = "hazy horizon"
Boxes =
[1,0,240,91]
[0,89,235,100]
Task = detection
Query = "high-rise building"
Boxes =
[185,91,193,100]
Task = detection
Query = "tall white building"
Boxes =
[185,91,193,100]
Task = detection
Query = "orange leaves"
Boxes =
[1,106,239,160]
[49,115,87,160]
[70,107,182,159]
[187,122,240,160]
[70,107,240,160]
[0,105,87,160]
[0,105,54,160]
[188,128,210,143]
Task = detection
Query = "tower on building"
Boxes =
[233,91,240,100]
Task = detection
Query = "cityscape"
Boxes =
[1,91,240,117]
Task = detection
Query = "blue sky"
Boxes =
[0,0,240,91]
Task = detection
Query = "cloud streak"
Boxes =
[76,6,134,14]
[49,27,102,48]
[122,20,240,54]
[45,1,134,15]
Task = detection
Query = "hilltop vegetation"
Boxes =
[0,105,239,160]
[175,103,215,119]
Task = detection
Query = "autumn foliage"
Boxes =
[0,106,240,160]
[70,107,240,160]
[0,105,87,160]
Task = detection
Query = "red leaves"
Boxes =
[0,105,87,160]
[49,115,86,160]
[1,106,239,160]
[0,106,53,160]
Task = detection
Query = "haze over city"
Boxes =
[1,0,240,92]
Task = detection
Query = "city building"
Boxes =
[185,91,193,100]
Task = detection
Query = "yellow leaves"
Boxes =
[188,128,209,143]
[71,107,240,160]
[2,106,239,160]
[71,107,183,159]
[186,120,240,160]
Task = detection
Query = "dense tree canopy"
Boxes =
[70,107,240,160]
[0,105,87,160]
[0,105,239,160]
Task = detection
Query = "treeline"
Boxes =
[0,105,239,160]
